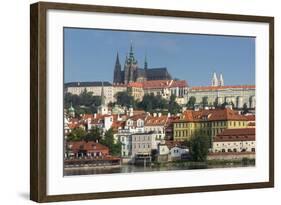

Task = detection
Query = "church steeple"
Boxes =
[113,52,122,84]
[212,72,218,87]
[97,81,109,115]
[129,40,134,58]
[144,54,148,70]
[219,73,224,86]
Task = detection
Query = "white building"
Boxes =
[131,132,161,156]
[170,146,189,159]
[144,114,168,141]
[212,128,255,153]
[64,81,114,104]
[188,73,255,108]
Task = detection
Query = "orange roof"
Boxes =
[68,141,109,153]
[127,82,143,88]
[142,80,187,89]
[190,85,255,91]
[178,108,248,122]
[111,121,125,129]
[133,110,146,115]
[145,115,168,126]
[245,115,255,121]
[214,128,255,142]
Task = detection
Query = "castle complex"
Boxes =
[187,72,255,109]
[113,42,172,84]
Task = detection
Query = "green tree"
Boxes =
[186,96,196,109]
[168,94,181,115]
[202,96,208,108]
[115,92,135,108]
[242,103,249,114]
[189,132,211,162]
[67,127,87,141]
[100,128,121,156]
[64,90,101,114]
[84,126,102,142]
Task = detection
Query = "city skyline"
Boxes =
[64,28,255,86]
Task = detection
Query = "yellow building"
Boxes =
[127,82,144,101]
[173,108,248,141]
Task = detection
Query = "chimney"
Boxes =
[158,113,162,117]
[94,113,97,119]
[153,113,157,117]
[167,113,171,117]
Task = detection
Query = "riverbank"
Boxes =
[64,157,255,176]
[151,158,255,169]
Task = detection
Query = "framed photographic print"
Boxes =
[30,1,274,202]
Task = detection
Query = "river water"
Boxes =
[64,163,254,176]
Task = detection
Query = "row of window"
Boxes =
[174,121,247,129]
[215,141,255,146]
[215,148,255,152]
[132,143,150,149]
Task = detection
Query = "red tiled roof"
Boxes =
[142,80,188,89]
[145,115,168,126]
[127,82,143,88]
[213,128,255,142]
[245,115,255,121]
[133,110,146,116]
[190,85,255,91]
[179,108,248,122]
[68,141,109,153]
[111,121,125,129]
[164,140,187,149]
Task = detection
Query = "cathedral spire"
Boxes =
[113,52,122,84]
[116,52,120,65]
[144,54,148,70]
[130,40,133,56]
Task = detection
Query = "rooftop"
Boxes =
[178,108,248,122]
[213,128,255,142]
[190,85,255,91]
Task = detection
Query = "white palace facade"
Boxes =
[187,73,256,109]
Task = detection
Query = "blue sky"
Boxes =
[64,28,255,86]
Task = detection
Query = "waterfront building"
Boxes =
[67,141,109,158]
[173,108,249,141]
[187,73,255,109]
[131,132,160,156]
[170,146,189,160]
[144,114,168,141]
[212,128,255,153]
[113,42,172,85]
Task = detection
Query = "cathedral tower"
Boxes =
[113,52,122,84]
[124,41,138,84]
